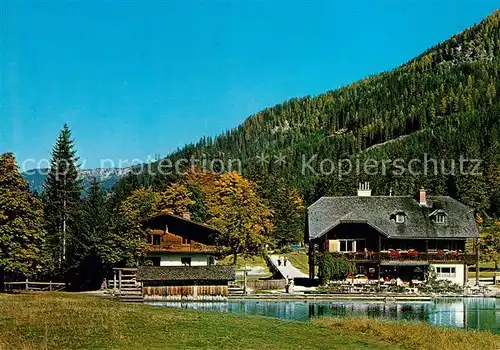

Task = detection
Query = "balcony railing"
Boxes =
[147,243,217,253]
[331,251,475,263]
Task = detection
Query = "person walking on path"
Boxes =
[288,278,294,294]
[277,257,281,266]
[284,257,288,266]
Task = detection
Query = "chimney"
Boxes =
[357,182,372,197]
[182,212,191,220]
[417,188,426,206]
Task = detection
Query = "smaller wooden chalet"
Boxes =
[307,184,480,285]
[138,266,235,299]
[142,212,219,267]
[137,213,235,299]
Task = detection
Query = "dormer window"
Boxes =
[436,213,446,224]
[429,209,447,224]
[395,214,405,223]
[391,210,407,223]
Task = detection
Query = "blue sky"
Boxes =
[1,1,498,170]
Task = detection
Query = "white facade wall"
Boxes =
[430,263,465,285]
[158,254,215,267]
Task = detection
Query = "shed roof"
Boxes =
[308,196,479,240]
[136,265,235,282]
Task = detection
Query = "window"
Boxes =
[430,210,447,223]
[395,214,405,223]
[152,235,161,246]
[181,257,191,266]
[436,214,446,223]
[339,239,364,252]
[340,240,353,252]
[436,267,456,278]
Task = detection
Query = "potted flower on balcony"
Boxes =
[436,250,445,260]
[407,249,419,259]
[389,250,401,259]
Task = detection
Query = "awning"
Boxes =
[380,261,429,267]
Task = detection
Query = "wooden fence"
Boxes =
[5,280,65,292]
[234,279,286,290]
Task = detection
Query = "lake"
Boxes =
[149,297,500,334]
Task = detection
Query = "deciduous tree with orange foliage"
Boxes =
[155,183,195,216]
[204,171,273,263]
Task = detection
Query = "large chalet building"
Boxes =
[307,184,479,285]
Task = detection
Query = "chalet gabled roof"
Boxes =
[308,196,479,240]
[141,213,220,245]
[136,266,235,282]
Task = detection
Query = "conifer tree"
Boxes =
[456,146,489,216]
[69,177,109,289]
[485,130,500,217]
[44,124,82,272]
[252,174,305,246]
[102,188,158,268]
[0,153,48,291]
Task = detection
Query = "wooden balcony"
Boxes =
[330,251,476,264]
[147,243,217,254]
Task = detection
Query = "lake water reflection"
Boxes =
[150,298,500,334]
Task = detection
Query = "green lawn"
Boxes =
[218,255,272,279]
[284,251,313,275]
[1,293,498,350]
[219,255,268,268]
[468,271,499,278]
[468,261,499,278]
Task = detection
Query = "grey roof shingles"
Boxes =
[136,265,236,282]
[308,196,479,240]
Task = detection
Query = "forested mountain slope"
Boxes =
[134,11,500,217]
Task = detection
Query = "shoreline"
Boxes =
[141,293,498,303]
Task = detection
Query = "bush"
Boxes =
[317,253,334,283]
[275,246,293,254]
[317,253,351,284]
[420,266,464,294]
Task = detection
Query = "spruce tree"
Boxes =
[0,153,48,291]
[69,177,109,289]
[485,130,500,217]
[44,124,82,273]
[456,146,489,216]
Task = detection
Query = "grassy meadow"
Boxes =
[1,293,499,350]
[283,251,310,275]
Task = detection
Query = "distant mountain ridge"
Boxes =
[23,167,131,193]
